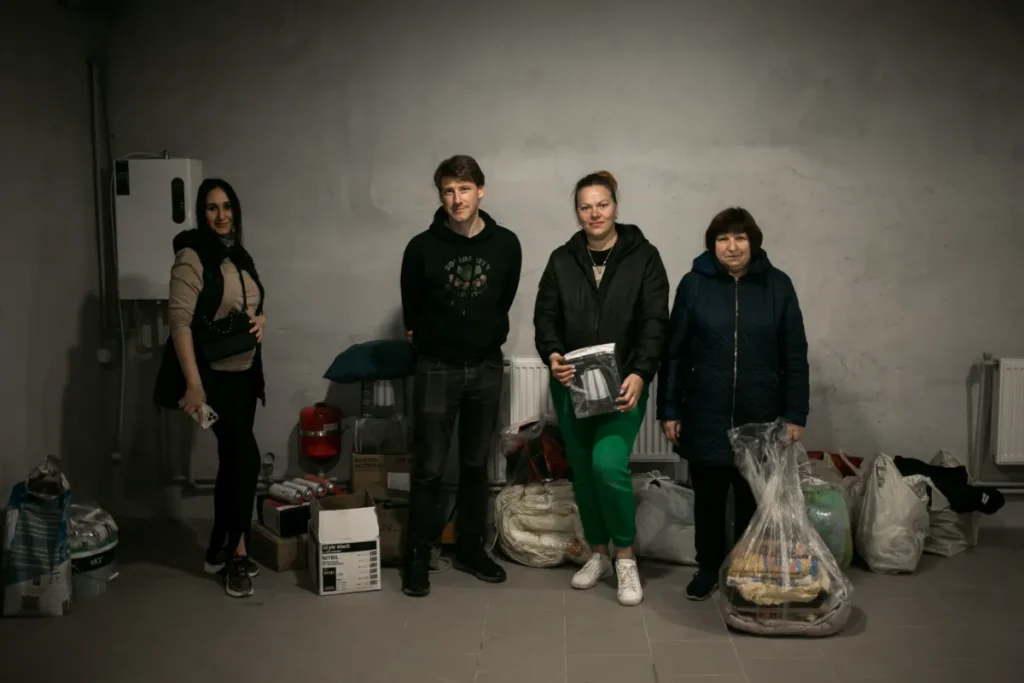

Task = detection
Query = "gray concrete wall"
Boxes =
[4,0,1024,518]
[0,1,116,502]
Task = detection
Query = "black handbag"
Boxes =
[195,266,258,363]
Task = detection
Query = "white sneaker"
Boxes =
[615,558,643,606]
[571,553,613,590]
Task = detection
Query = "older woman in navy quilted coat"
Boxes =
[656,207,809,601]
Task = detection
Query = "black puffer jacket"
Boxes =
[656,249,809,466]
[534,224,669,384]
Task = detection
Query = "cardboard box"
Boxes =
[250,523,307,572]
[351,453,414,500]
[258,495,311,538]
[375,500,408,565]
[308,492,381,596]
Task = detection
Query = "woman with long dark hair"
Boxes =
[154,178,267,598]
[534,170,670,606]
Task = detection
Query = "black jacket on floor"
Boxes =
[533,223,670,385]
[656,249,809,466]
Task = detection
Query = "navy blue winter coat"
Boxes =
[656,249,809,466]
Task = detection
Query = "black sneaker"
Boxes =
[685,570,718,601]
[241,556,260,578]
[402,547,431,597]
[225,557,254,598]
[203,548,227,575]
[454,540,507,584]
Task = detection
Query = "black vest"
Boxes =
[153,228,267,409]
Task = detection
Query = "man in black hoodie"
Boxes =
[399,154,522,597]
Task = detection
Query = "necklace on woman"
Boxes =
[587,240,615,288]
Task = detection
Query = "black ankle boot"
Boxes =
[402,546,431,597]
[454,538,506,583]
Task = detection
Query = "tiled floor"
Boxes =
[3,522,1023,682]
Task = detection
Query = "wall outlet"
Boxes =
[97,348,113,364]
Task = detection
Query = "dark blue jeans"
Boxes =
[406,355,503,551]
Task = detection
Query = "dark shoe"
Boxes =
[241,556,260,578]
[454,540,507,584]
[402,547,431,597]
[685,570,718,601]
[203,548,227,575]
[225,557,254,598]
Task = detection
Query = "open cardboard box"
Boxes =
[307,491,381,596]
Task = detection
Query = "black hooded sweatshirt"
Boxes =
[533,223,670,384]
[400,207,522,364]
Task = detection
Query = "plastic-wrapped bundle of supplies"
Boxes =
[494,482,590,568]
[493,417,589,568]
[720,420,853,637]
[798,457,853,568]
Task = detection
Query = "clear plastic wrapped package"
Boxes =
[799,457,853,568]
[563,343,621,419]
[494,481,590,568]
[721,420,853,637]
[499,414,569,484]
[69,503,119,554]
[632,472,697,565]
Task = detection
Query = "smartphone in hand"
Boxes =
[190,403,219,430]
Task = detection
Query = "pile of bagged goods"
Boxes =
[2,456,119,617]
[495,415,1006,637]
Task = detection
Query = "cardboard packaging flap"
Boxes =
[310,491,378,543]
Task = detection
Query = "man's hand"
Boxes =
[405,330,413,343]
[616,374,644,412]
[661,420,681,444]
[549,353,574,386]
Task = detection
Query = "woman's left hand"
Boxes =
[785,423,803,443]
[617,374,644,412]
[249,314,266,343]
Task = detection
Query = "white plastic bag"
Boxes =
[721,420,853,637]
[856,453,932,574]
[924,450,980,557]
[563,343,622,418]
[494,481,590,568]
[632,471,697,565]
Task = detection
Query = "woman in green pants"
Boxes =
[533,170,670,606]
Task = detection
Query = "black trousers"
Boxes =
[204,369,261,560]
[405,356,503,552]
[690,463,757,573]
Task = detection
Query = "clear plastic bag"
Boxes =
[799,457,853,568]
[493,481,590,568]
[721,420,853,637]
[563,343,621,419]
[498,414,569,484]
[632,471,697,565]
[924,450,979,558]
[68,503,119,554]
[856,453,932,574]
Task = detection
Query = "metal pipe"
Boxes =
[88,57,112,333]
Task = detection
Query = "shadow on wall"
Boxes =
[282,307,408,482]
[806,352,873,459]
[57,293,115,505]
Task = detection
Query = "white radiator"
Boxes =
[491,356,678,484]
[994,358,1024,465]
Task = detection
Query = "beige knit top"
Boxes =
[169,248,262,372]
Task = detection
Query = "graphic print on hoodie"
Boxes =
[400,207,523,364]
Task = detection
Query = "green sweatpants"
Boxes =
[550,377,648,548]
